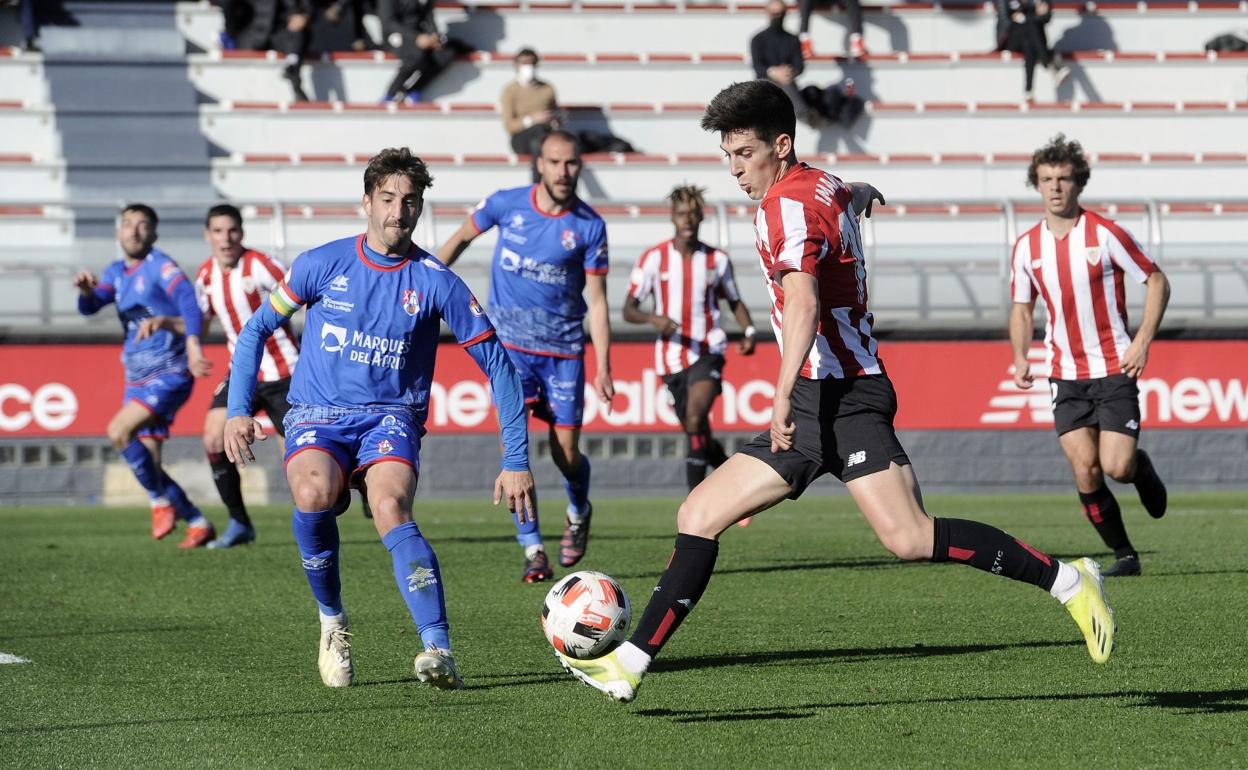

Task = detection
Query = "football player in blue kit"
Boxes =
[223,148,535,690]
[74,203,217,547]
[438,130,614,584]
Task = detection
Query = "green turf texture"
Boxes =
[2,493,1245,768]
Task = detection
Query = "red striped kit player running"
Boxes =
[1009,134,1171,578]
[623,185,758,492]
[557,81,1117,704]
[195,204,300,547]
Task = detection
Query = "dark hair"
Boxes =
[668,184,706,211]
[205,203,243,229]
[516,47,539,63]
[539,129,581,158]
[122,203,158,228]
[700,80,796,146]
[363,147,434,196]
[1027,133,1091,189]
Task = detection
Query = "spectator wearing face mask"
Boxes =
[501,48,561,157]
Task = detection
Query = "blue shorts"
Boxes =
[505,348,585,429]
[125,373,194,440]
[283,406,421,485]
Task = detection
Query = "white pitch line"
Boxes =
[0,652,31,664]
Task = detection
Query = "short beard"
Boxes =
[542,178,574,206]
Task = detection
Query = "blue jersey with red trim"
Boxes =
[277,235,494,428]
[86,249,193,382]
[471,185,608,357]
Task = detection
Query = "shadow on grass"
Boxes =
[636,688,1248,723]
[0,625,208,642]
[612,557,903,581]
[651,639,1081,674]
[352,672,568,691]
[251,533,675,549]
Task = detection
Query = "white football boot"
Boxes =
[317,614,354,688]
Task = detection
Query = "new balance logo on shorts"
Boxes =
[847,450,867,467]
[1126,419,1139,430]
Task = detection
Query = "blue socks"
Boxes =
[564,455,591,517]
[292,507,343,616]
[161,473,205,525]
[513,484,543,550]
[121,440,163,501]
[382,521,450,651]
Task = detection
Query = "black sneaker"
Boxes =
[522,549,554,584]
[1102,553,1142,577]
[1134,450,1167,519]
[559,504,592,568]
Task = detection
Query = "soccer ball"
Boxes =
[541,570,631,660]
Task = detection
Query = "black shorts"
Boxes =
[209,375,293,437]
[661,354,725,423]
[739,374,911,497]
[1050,374,1141,439]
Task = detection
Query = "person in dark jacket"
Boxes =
[236,0,313,102]
[751,0,813,125]
[378,0,467,102]
[997,0,1070,100]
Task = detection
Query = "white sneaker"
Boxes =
[414,645,463,690]
[318,618,354,688]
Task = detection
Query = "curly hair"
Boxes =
[668,184,706,212]
[1027,134,1091,189]
[363,147,434,197]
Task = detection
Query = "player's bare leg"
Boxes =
[551,425,593,567]
[1060,428,1140,576]
[108,402,202,541]
[843,462,935,560]
[287,450,353,687]
[205,407,256,548]
[364,460,461,689]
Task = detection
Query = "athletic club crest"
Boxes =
[401,288,420,316]
[378,439,394,455]
[1085,248,1102,265]
[560,229,577,251]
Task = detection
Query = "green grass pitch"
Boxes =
[2,493,1246,767]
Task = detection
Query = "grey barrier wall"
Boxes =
[2,430,1244,507]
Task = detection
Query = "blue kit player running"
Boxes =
[438,130,614,584]
[74,203,217,547]
[224,148,535,690]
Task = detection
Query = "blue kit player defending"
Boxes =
[74,203,217,547]
[223,148,535,690]
[438,130,614,584]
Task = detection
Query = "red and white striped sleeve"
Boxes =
[714,250,742,303]
[1010,230,1036,304]
[627,247,658,301]
[250,250,288,293]
[1098,217,1158,284]
[194,259,214,318]
[760,195,833,280]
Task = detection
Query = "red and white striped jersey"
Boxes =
[1011,210,1158,380]
[626,239,743,376]
[753,163,882,380]
[195,249,299,382]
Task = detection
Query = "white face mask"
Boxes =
[516,63,537,85]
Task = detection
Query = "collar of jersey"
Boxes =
[528,185,574,219]
[356,234,416,272]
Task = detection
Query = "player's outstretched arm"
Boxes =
[74,270,113,315]
[1008,301,1037,389]
[169,276,212,377]
[225,299,289,455]
[435,217,481,268]
[847,182,886,219]
[622,295,676,335]
[586,273,615,405]
[464,335,535,521]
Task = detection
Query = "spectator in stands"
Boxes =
[752,0,813,126]
[378,0,467,103]
[235,0,313,102]
[323,0,374,51]
[996,0,1070,100]
[12,0,40,52]
[752,0,862,128]
[501,48,561,158]
[797,0,866,61]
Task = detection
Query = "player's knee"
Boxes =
[676,498,718,538]
[369,495,408,527]
[202,430,224,455]
[1071,459,1101,488]
[1102,457,1133,483]
[683,413,705,435]
[877,523,930,561]
[106,420,131,450]
[291,478,335,512]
